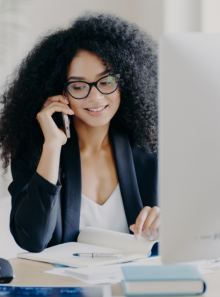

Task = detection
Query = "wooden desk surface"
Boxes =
[8,258,220,296]
[8,258,123,296]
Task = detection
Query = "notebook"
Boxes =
[17,227,157,268]
[121,265,206,296]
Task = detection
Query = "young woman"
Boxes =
[0,13,159,252]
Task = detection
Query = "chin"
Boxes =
[74,114,112,128]
[84,118,111,128]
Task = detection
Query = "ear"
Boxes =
[62,90,70,104]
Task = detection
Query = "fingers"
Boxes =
[129,224,140,241]
[36,103,74,122]
[129,224,135,232]
[149,215,160,238]
[133,206,151,238]
[131,206,160,241]
[143,206,160,239]
[41,103,73,116]
[42,95,70,111]
[48,95,69,104]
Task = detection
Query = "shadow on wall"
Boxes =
[0,196,25,259]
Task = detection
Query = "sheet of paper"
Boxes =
[44,268,121,285]
[18,241,147,268]
[44,256,162,285]
[201,259,220,268]
[44,257,162,284]
[78,227,157,254]
[44,255,216,286]
[178,258,220,273]
[198,267,214,274]
[63,256,163,280]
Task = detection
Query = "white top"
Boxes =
[79,184,129,234]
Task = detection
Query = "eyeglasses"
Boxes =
[64,74,120,99]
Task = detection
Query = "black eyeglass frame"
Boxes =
[64,74,120,99]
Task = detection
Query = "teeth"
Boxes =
[87,106,106,112]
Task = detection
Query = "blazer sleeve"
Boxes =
[131,145,158,208]
[8,150,62,252]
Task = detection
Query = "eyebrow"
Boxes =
[67,69,111,81]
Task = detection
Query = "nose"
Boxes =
[86,85,104,102]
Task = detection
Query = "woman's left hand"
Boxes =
[129,206,160,241]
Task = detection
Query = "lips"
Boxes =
[84,104,109,117]
[85,105,108,112]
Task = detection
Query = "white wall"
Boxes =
[164,0,201,33]
[31,0,163,43]
[201,0,220,33]
[164,0,220,34]
[33,0,134,39]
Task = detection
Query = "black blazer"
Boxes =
[8,123,158,252]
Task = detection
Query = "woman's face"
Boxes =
[65,50,120,128]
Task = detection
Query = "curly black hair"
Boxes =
[0,12,158,175]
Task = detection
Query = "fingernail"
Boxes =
[71,110,74,114]
[134,234,139,241]
[65,99,69,103]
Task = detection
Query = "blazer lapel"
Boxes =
[60,122,143,242]
[60,120,81,242]
[109,126,143,232]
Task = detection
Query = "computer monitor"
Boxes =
[158,33,220,264]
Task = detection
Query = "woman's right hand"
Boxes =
[36,95,74,146]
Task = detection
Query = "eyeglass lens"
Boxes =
[66,75,118,99]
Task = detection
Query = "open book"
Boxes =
[18,227,157,268]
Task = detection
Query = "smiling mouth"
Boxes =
[85,105,108,112]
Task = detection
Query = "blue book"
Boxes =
[121,265,206,296]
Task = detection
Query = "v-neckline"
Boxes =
[60,122,143,242]
[81,183,119,207]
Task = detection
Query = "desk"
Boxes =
[8,259,122,296]
[8,258,220,296]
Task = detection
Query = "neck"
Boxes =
[73,117,110,153]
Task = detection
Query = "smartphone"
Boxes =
[52,112,71,138]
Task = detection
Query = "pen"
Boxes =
[73,253,125,259]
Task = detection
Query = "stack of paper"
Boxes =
[45,257,162,285]
[44,256,220,285]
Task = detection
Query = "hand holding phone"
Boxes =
[52,112,71,138]
[36,95,74,146]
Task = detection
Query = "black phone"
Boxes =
[52,112,71,138]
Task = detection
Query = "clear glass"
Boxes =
[64,74,120,99]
